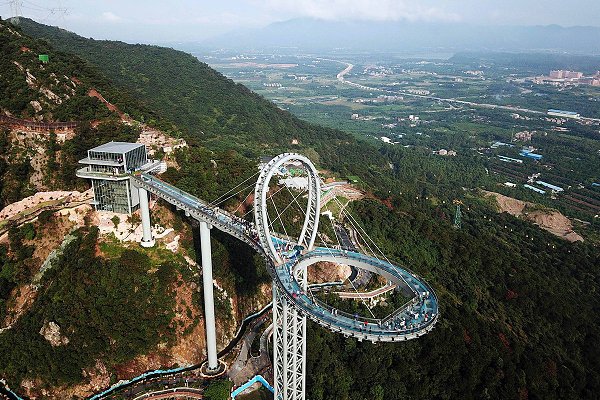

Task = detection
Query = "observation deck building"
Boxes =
[76,142,148,214]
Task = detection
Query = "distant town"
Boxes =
[534,69,600,87]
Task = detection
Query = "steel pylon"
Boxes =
[273,283,307,400]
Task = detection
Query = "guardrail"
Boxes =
[231,375,274,398]
[132,174,262,252]
[132,387,203,400]
[0,115,79,130]
[76,167,130,180]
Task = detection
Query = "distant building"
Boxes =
[549,70,563,79]
[406,89,431,96]
[497,155,523,164]
[549,70,583,79]
[548,109,580,119]
[279,177,308,190]
[514,131,533,141]
[435,149,457,156]
[491,141,514,149]
[504,182,517,188]
[535,181,564,193]
[524,184,546,194]
[579,77,600,86]
[520,150,543,160]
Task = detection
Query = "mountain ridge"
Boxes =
[201,17,600,54]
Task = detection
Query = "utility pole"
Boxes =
[9,0,22,24]
[50,0,68,21]
[453,199,462,229]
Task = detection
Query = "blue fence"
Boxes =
[231,375,275,399]
[87,365,191,400]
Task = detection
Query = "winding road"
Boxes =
[324,58,547,116]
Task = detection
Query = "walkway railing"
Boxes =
[0,115,79,130]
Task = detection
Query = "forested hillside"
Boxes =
[0,19,165,124]
[18,18,369,158]
[307,199,600,399]
[0,18,171,206]
[6,18,600,400]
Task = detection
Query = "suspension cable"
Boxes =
[333,197,416,296]
[212,181,256,207]
[242,184,287,220]
[268,188,307,231]
[270,195,290,242]
[232,190,253,215]
[209,170,260,206]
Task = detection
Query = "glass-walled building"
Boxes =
[77,142,148,214]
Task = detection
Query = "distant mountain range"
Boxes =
[203,18,600,54]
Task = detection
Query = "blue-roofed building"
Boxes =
[524,184,546,194]
[520,150,543,160]
[548,109,580,119]
[536,181,564,193]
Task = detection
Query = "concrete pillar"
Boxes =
[200,221,219,371]
[138,187,155,248]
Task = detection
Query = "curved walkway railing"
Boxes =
[274,250,438,341]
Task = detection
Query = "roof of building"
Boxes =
[535,180,564,191]
[89,141,145,154]
[548,109,579,116]
[524,184,546,194]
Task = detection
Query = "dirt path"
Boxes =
[483,191,583,242]
[0,190,92,225]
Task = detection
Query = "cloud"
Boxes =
[251,0,461,22]
[100,11,124,23]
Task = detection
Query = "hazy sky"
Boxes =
[2,0,599,43]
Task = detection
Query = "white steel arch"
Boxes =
[254,153,321,400]
[254,153,321,264]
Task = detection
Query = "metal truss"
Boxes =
[273,283,307,400]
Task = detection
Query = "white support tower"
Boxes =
[138,187,155,248]
[199,221,219,371]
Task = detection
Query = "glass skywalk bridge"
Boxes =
[131,172,439,344]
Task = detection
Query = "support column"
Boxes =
[273,283,306,400]
[200,221,219,371]
[138,186,155,248]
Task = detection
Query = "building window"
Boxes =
[92,179,131,214]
